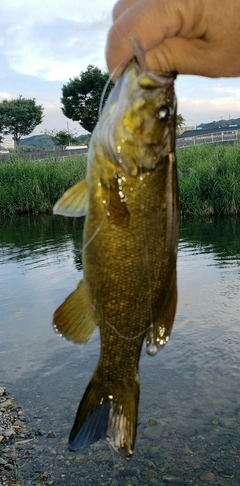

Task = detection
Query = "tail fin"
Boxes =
[68,371,140,458]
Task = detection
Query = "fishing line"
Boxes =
[106,319,151,341]
[139,160,156,352]
[78,65,121,254]
[132,38,156,350]
[79,184,111,254]
[98,64,121,119]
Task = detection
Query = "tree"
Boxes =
[45,129,79,149]
[176,114,186,137]
[0,96,44,151]
[176,114,186,130]
[0,120,4,145]
[61,65,113,133]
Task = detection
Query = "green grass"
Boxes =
[1,143,240,217]
[177,142,240,217]
[0,155,87,215]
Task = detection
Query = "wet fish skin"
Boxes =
[53,59,178,458]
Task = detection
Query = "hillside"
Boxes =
[21,135,54,150]
[197,117,240,129]
[20,134,90,150]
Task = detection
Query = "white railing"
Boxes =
[176,131,239,148]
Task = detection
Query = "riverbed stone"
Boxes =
[3,428,15,437]
[200,472,215,481]
[144,424,166,439]
[0,457,7,465]
[147,418,159,427]
[219,417,237,428]
[163,474,184,484]
[177,426,196,438]
[183,445,193,455]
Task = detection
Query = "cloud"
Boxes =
[2,1,113,82]
[0,92,16,101]
[1,1,240,133]
[175,77,240,125]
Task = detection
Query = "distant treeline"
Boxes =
[19,134,90,151]
[197,117,240,130]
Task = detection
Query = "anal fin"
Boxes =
[53,280,96,344]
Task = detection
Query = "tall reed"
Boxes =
[1,143,240,217]
[177,142,240,217]
[0,155,87,214]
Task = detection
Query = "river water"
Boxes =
[0,215,240,485]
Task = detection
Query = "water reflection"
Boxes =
[180,217,240,265]
[0,214,84,270]
[0,215,240,485]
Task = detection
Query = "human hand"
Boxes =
[106,0,240,80]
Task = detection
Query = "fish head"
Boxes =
[97,59,177,177]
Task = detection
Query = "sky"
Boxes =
[1,0,240,139]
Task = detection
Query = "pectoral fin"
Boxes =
[53,280,96,344]
[53,179,88,217]
[146,280,177,356]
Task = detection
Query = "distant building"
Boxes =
[178,125,195,135]
[65,145,88,150]
[179,125,240,138]
[1,138,15,150]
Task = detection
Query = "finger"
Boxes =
[106,0,203,77]
[112,0,138,20]
[145,36,228,77]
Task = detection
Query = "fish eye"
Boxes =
[157,106,170,121]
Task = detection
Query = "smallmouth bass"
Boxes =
[53,59,179,458]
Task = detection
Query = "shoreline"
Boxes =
[0,387,29,486]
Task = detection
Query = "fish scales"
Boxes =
[53,59,179,457]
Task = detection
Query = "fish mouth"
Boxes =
[98,59,176,177]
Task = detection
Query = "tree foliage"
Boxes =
[45,129,79,149]
[176,114,186,129]
[61,65,113,133]
[0,96,44,151]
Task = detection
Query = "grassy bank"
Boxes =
[0,155,87,215]
[177,142,240,217]
[1,143,240,216]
